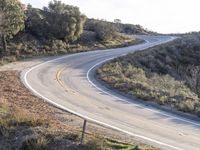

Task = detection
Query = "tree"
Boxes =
[114,19,121,24]
[95,22,117,41]
[26,0,86,43]
[44,0,86,42]
[84,19,117,41]
[0,0,25,54]
[25,5,47,38]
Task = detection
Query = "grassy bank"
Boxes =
[97,33,200,117]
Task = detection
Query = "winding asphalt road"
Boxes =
[22,36,200,150]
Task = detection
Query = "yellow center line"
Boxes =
[55,67,111,111]
[56,66,111,107]
[56,67,75,93]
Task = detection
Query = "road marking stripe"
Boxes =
[56,68,69,92]
[23,36,188,150]
[24,68,183,150]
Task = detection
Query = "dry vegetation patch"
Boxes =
[0,71,83,149]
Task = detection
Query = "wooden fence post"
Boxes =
[80,119,87,144]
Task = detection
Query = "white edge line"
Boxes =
[23,36,184,150]
[86,58,200,127]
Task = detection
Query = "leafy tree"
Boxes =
[0,0,25,54]
[26,0,86,43]
[95,22,117,41]
[44,0,86,42]
[85,19,117,41]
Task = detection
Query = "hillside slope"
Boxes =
[1,5,148,65]
[98,33,200,116]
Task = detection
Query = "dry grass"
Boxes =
[0,71,78,149]
[0,97,78,150]
[20,136,49,150]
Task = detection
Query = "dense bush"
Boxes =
[95,22,117,41]
[84,19,117,41]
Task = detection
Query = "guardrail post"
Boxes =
[80,119,87,144]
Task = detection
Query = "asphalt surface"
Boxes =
[22,36,200,150]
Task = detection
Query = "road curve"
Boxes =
[21,36,200,150]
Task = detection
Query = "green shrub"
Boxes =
[20,136,48,150]
[51,40,67,51]
[1,56,17,65]
[177,99,197,112]
[85,137,105,150]
[195,106,200,117]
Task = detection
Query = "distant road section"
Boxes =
[22,36,200,150]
